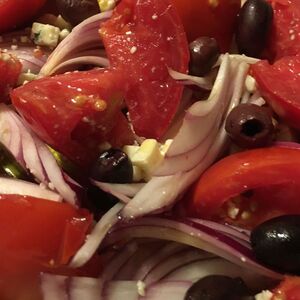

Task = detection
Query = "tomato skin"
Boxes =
[251,56,300,132]
[101,0,189,139]
[171,0,240,52]
[272,277,300,300]
[11,69,134,166]
[264,0,300,61]
[0,0,46,33]
[0,53,22,103]
[186,147,300,228]
[0,195,92,273]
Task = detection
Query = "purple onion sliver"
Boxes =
[140,281,192,300]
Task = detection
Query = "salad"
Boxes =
[0,0,300,299]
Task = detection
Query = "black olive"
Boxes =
[89,148,133,183]
[189,37,220,77]
[56,0,100,25]
[225,103,274,148]
[184,275,254,300]
[236,0,273,57]
[251,215,300,274]
[83,184,119,220]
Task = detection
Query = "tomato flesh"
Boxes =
[264,0,300,61]
[11,69,134,166]
[101,0,189,139]
[0,195,92,270]
[272,277,300,300]
[251,55,300,132]
[171,0,240,52]
[0,0,46,33]
[186,147,300,228]
[0,52,22,103]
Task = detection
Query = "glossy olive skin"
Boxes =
[236,0,273,57]
[225,103,274,148]
[90,149,133,183]
[251,215,300,274]
[56,0,100,25]
[189,37,220,77]
[184,275,253,300]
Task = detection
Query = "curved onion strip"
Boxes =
[0,177,61,201]
[92,180,145,203]
[35,139,77,205]
[116,241,165,280]
[103,281,139,300]
[0,105,77,204]
[140,281,192,300]
[103,217,281,279]
[165,54,232,157]
[15,49,48,73]
[69,277,103,300]
[102,242,139,282]
[40,11,112,76]
[120,57,248,218]
[168,68,212,90]
[51,56,109,74]
[188,218,250,242]
[70,202,124,268]
[144,248,214,286]
[0,105,23,163]
[41,274,68,300]
[133,242,188,281]
[164,258,272,290]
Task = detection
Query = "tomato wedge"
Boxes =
[0,0,46,33]
[0,52,22,103]
[0,195,92,274]
[100,0,189,139]
[264,0,300,61]
[186,147,300,228]
[171,0,240,52]
[272,277,300,300]
[251,55,300,132]
[11,69,134,166]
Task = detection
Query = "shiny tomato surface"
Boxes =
[171,0,240,52]
[264,0,300,61]
[101,0,189,139]
[0,52,22,102]
[11,69,134,166]
[0,0,46,33]
[187,147,300,228]
[251,55,300,132]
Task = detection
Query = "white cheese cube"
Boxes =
[31,23,60,48]
[98,0,117,11]
[133,166,143,182]
[123,145,139,159]
[131,139,163,178]
[160,139,173,155]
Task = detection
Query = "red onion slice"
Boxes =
[92,180,145,203]
[69,277,103,300]
[120,56,249,219]
[133,242,188,281]
[143,248,214,286]
[102,242,139,282]
[0,177,61,201]
[70,202,124,268]
[40,12,112,76]
[103,217,281,279]
[103,281,139,300]
[168,68,212,90]
[0,105,78,204]
[51,56,109,74]
[41,274,68,300]
[140,281,192,300]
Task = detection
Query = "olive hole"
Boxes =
[241,119,264,137]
